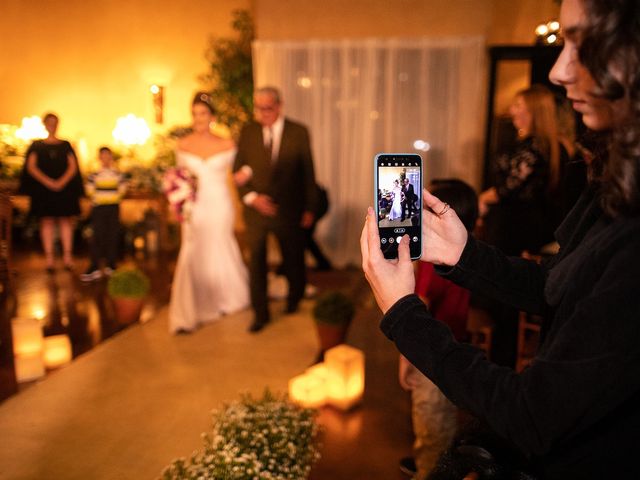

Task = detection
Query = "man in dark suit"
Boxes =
[233,86,318,333]
[401,177,415,221]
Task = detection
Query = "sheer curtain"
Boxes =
[253,37,486,267]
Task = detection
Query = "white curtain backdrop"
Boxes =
[253,37,487,267]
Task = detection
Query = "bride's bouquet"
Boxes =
[162,166,197,222]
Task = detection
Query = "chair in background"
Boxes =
[467,306,494,359]
[516,311,543,372]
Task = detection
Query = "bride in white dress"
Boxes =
[388,179,403,221]
[169,92,251,333]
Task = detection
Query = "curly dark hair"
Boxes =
[579,0,640,217]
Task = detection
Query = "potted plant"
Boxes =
[161,389,320,480]
[107,267,150,324]
[312,290,356,362]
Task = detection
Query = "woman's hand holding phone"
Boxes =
[361,207,415,314]
[422,189,468,266]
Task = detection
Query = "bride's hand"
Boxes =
[361,207,415,313]
[422,189,468,266]
[233,165,253,187]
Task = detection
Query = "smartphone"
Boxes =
[374,153,422,260]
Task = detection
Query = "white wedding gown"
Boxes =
[389,185,403,221]
[169,149,249,333]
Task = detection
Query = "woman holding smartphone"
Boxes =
[362,0,640,476]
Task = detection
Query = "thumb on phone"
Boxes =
[398,234,411,263]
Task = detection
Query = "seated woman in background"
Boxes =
[479,84,571,256]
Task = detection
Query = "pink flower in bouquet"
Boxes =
[162,167,197,222]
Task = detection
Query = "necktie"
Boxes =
[265,127,273,160]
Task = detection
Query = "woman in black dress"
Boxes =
[479,84,570,256]
[20,113,84,272]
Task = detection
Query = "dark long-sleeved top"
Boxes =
[380,188,640,479]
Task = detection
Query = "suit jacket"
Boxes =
[234,118,317,227]
[404,183,415,202]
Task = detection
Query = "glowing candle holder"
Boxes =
[14,353,45,382]
[43,334,72,369]
[11,317,44,357]
[288,371,327,408]
[324,344,365,411]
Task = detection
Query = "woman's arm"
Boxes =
[26,151,57,190]
[51,152,78,190]
[382,241,640,457]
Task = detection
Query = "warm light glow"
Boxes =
[31,308,46,321]
[150,84,160,95]
[112,114,151,146]
[14,353,45,382]
[413,140,431,152]
[11,317,44,356]
[535,24,549,36]
[546,34,558,45]
[548,21,560,32]
[297,76,312,88]
[15,116,47,141]
[43,334,72,369]
[288,372,327,408]
[324,344,365,411]
[133,236,145,250]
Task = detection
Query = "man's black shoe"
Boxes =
[284,303,299,314]
[248,320,268,333]
[399,456,417,476]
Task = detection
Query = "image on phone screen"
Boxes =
[375,153,422,260]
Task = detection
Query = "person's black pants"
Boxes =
[89,204,120,268]
[246,223,306,323]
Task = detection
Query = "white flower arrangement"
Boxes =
[161,390,321,480]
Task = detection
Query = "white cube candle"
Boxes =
[43,334,72,369]
[11,318,43,357]
[324,344,365,411]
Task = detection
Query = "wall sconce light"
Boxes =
[150,84,164,124]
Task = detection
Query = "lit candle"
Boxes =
[288,372,327,408]
[43,334,72,369]
[11,318,43,356]
[324,344,365,411]
[14,353,45,382]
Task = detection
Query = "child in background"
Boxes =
[398,178,478,480]
[80,147,127,282]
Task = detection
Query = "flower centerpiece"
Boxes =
[161,390,321,480]
[162,166,196,223]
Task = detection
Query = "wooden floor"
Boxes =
[0,244,414,479]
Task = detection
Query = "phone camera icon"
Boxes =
[412,236,418,243]
[381,237,387,244]
[389,237,394,244]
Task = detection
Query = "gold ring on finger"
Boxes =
[437,202,450,217]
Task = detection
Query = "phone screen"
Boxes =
[375,153,422,260]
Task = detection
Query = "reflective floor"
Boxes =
[0,244,414,479]
[0,244,172,401]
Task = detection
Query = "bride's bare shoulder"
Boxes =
[177,134,196,150]
[219,137,236,150]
